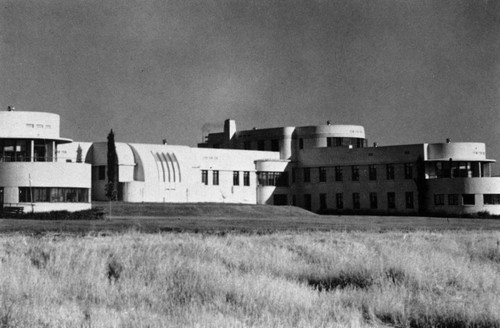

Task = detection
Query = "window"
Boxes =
[0,139,29,162]
[19,187,89,203]
[351,166,359,181]
[327,138,332,147]
[370,192,378,209]
[369,165,377,180]
[356,139,365,148]
[335,166,343,182]
[336,193,343,209]
[299,138,304,149]
[201,170,208,185]
[303,168,311,183]
[258,140,265,150]
[98,166,106,180]
[404,163,413,179]
[233,171,239,186]
[213,170,219,185]
[352,193,360,209]
[387,192,396,209]
[434,194,445,206]
[386,164,395,180]
[243,171,250,186]
[244,141,251,150]
[484,194,500,205]
[320,193,327,209]
[291,168,296,183]
[304,194,312,210]
[319,167,327,182]
[271,139,279,151]
[257,172,288,187]
[405,192,414,209]
[26,123,34,128]
[448,194,459,205]
[462,194,475,205]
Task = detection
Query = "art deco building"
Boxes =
[7,108,497,216]
[0,109,91,212]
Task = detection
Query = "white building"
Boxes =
[4,109,500,217]
[0,109,91,213]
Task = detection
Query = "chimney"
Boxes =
[7,105,15,111]
[224,119,236,141]
[446,138,451,143]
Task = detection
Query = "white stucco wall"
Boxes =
[0,162,91,212]
[426,177,500,215]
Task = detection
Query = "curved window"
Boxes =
[326,137,366,148]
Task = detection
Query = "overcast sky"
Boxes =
[1,0,499,171]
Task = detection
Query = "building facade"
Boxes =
[197,119,500,216]
[0,110,91,213]
[7,109,497,216]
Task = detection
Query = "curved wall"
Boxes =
[294,125,366,151]
[0,162,91,212]
[427,177,500,215]
[255,160,289,205]
[0,111,68,141]
[427,143,488,161]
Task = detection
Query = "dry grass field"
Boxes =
[1,230,500,327]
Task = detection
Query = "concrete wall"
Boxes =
[426,177,500,215]
[0,162,91,212]
[255,160,290,204]
[0,111,68,141]
[88,142,281,204]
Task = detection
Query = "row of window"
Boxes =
[257,171,288,187]
[201,170,251,186]
[292,163,414,183]
[326,137,366,148]
[241,139,280,151]
[434,194,500,206]
[19,187,90,203]
[296,191,415,210]
[0,139,51,162]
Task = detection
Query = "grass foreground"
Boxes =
[1,230,500,327]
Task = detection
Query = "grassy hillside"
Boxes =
[1,230,500,327]
[2,203,500,234]
[94,202,317,218]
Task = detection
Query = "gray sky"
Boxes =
[1,0,499,172]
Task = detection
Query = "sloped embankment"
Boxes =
[94,202,316,218]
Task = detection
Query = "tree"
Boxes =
[76,144,82,163]
[105,129,118,201]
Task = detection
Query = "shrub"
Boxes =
[13,208,105,221]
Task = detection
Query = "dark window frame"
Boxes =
[201,170,208,185]
[233,171,239,186]
[212,170,219,185]
[319,167,327,182]
[387,192,396,209]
